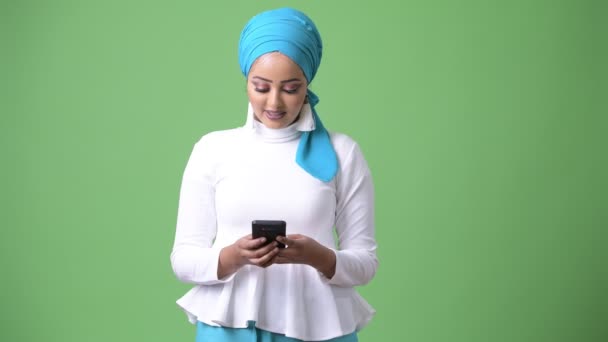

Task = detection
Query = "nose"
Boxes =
[267,89,283,110]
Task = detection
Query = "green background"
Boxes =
[1,0,606,341]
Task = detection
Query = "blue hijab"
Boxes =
[238,7,338,182]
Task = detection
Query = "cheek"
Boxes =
[287,94,307,112]
[246,90,263,107]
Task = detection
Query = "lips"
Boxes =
[264,110,286,120]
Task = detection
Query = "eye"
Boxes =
[283,87,300,94]
[254,88,270,93]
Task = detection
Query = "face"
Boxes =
[247,52,308,129]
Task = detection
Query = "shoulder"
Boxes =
[187,127,245,163]
[192,127,246,152]
[329,131,364,160]
[196,127,243,147]
[328,131,371,179]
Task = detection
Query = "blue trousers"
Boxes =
[196,321,358,342]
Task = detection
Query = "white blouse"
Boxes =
[171,105,378,341]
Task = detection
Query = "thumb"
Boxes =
[277,235,295,247]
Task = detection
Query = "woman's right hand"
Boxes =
[217,234,280,279]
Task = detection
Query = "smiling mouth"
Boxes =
[264,110,286,120]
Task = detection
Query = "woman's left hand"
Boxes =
[274,234,336,279]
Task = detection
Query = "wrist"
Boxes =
[218,244,243,278]
[312,246,336,279]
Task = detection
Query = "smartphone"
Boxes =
[252,220,286,248]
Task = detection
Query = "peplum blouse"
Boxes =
[171,106,378,341]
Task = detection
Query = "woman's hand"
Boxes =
[218,235,280,279]
[274,234,336,279]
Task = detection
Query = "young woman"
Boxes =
[171,8,378,341]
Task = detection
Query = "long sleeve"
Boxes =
[170,138,235,285]
[327,142,378,287]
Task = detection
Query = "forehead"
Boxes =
[249,52,306,82]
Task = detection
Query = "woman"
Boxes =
[171,7,378,342]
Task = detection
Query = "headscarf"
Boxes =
[238,7,338,182]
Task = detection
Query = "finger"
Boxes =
[251,247,279,266]
[273,255,289,264]
[254,241,279,257]
[275,247,296,260]
[236,234,259,248]
[276,236,294,247]
[243,237,267,250]
[243,240,277,259]
[260,254,278,268]
[286,234,304,239]
[236,234,254,244]
[273,254,300,265]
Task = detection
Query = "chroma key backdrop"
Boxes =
[1,1,606,341]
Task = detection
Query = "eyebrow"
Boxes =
[252,76,303,84]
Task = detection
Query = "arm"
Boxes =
[274,141,378,285]
[170,137,282,283]
[170,139,234,285]
[327,142,378,287]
